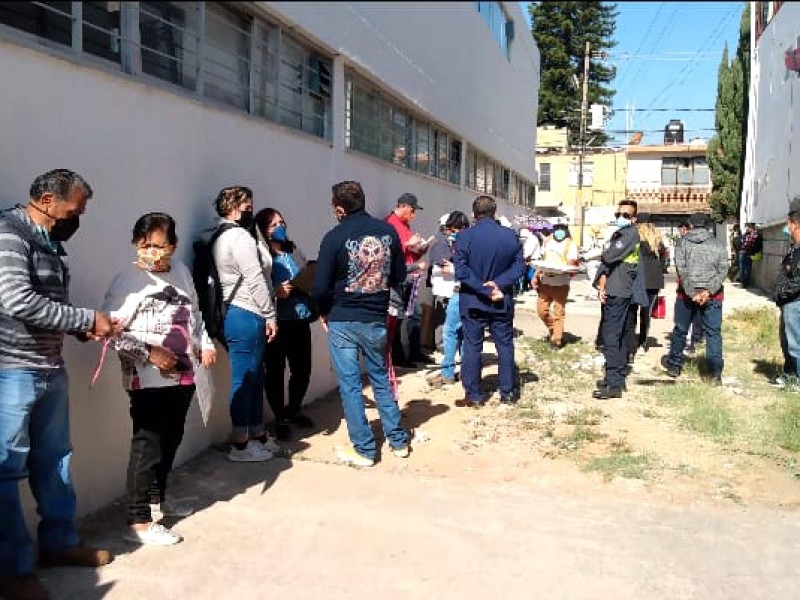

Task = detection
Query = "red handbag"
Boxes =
[651,295,666,319]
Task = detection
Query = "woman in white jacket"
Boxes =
[102,212,216,546]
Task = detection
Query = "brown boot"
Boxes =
[39,544,113,568]
[0,574,50,600]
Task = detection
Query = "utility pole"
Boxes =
[574,40,591,246]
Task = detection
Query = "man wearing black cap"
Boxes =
[771,197,800,389]
[385,193,431,367]
[661,213,728,385]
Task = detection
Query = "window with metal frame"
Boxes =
[0,2,332,139]
[0,2,73,48]
[538,163,551,192]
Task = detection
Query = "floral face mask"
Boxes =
[137,247,173,272]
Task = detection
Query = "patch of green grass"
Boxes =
[767,394,800,452]
[725,307,780,350]
[554,425,606,450]
[565,407,605,426]
[583,442,656,482]
[656,383,738,443]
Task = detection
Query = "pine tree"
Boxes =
[707,4,750,220]
[529,1,618,147]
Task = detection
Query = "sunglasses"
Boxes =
[614,212,634,219]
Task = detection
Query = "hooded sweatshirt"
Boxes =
[675,228,728,298]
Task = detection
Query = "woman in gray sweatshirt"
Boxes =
[211,186,278,463]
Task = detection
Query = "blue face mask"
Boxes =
[447,232,458,244]
[271,224,288,242]
[783,225,792,239]
[553,229,567,242]
[615,216,632,229]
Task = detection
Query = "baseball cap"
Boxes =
[439,212,450,226]
[397,192,423,210]
[789,198,800,216]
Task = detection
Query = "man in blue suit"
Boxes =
[454,196,525,407]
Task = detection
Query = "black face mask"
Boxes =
[49,215,80,242]
[237,210,254,229]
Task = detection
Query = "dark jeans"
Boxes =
[224,305,266,437]
[666,297,724,376]
[689,311,704,346]
[461,308,516,402]
[739,251,753,287]
[264,319,312,421]
[625,289,659,355]
[126,385,194,525]
[600,296,632,388]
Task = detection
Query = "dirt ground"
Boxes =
[283,277,800,510]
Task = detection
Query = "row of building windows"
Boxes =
[0,1,332,139]
[465,148,534,206]
[476,1,513,60]
[0,2,534,206]
[345,76,535,206]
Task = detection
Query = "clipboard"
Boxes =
[290,260,316,295]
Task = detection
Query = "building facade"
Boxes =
[0,1,539,519]
[626,142,712,235]
[741,0,799,290]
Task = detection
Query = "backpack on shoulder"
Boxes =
[192,223,236,349]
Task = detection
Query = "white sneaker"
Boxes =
[335,446,375,468]
[227,440,274,462]
[391,445,410,459]
[151,498,194,518]
[259,436,281,454]
[124,522,182,546]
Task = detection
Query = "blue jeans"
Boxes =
[738,251,752,287]
[327,321,408,459]
[461,308,516,402]
[0,368,80,578]
[666,297,724,376]
[224,306,266,437]
[441,294,462,380]
[780,300,800,376]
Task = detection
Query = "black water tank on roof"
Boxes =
[664,120,684,145]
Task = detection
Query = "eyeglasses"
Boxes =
[137,243,171,250]
[614,212,634,219]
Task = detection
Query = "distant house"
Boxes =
[741,0,799,290]
[626,141,712,235]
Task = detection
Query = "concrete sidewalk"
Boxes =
[44,454,800,600]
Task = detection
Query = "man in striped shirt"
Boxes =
[0,170,118,600]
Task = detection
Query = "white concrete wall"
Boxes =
[261,2,540,180]
[741,2,800,227]
[626,157,662,190]
[0,0,538,521]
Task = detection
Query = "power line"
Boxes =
[613,2,665,92]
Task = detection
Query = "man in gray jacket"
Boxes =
[0,170,118,600]
[661,212,728,384]
[593,199,640,399]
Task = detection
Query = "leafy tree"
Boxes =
[529,1,618,147]
[707,4,750,220]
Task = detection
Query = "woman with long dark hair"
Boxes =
[254,208,315,441]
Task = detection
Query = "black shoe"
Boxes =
[595,379,627,392]
[289,413,315,429]
[275,421,292,441]
[660,355,681,378]
[592,386,623,399]
[702,374,723,387]
[500,390,520,404]
[410,353,435,365]
[549,340,562,351]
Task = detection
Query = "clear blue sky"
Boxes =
[520,1,745,146]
